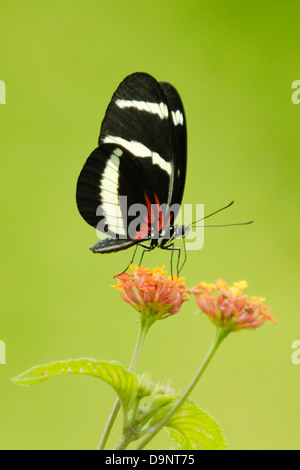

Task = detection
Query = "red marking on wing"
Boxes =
[166,212,173,228]
[154,193,163,232]
[145,193,154,225]
[133,193,153,241]
[132,193,172,241]
[154,194,173,232]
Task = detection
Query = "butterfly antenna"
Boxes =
[188,200,235,227]
[194,221,254,228]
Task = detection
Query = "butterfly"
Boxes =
[76,72,188,272]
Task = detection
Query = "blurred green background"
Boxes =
[0,0,299,450]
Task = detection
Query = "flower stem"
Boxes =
[97,317,152,450]
[128,317,153,372]
[135,327,229,450]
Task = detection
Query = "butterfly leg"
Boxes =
[138,243,152,267]
[161,244,181,277]
[114,244,139,278]
[178,237,187,275]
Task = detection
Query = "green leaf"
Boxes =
[166,399,229,450]
[12,359,138,410]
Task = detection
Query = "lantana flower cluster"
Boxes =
[114,266,276,333]
[190,279,277,332]
[114,265,188,321]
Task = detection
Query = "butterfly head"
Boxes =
[173,224,189,239]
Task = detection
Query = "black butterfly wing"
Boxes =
[98,73,183,207]
[76,143,155,238]
[159,80,187,207]
[76,72,187,251]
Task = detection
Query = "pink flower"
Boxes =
[113,265,188,321]
[190,280,277,332]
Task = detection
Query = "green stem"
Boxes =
[114,428,137,450]
[128,317,152,372]
[135,327,229,450]
[97,317,152,450]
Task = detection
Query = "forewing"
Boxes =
[159,81,187,207]
[98,72,175,206]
